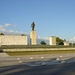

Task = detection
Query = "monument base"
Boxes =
[30,30,36,45]
[49,36,56,45]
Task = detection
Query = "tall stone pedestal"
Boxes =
[49,36,56,45]
[30,30,36,45]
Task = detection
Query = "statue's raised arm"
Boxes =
[31,22,35,30]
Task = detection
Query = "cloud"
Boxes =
[74,37,75,39]
[0,29,27,35]
[69,36,75,43]
[37,35,49,40]
[0,23,25,35]
[0,25,4,29]
[70,39,73,41]
[0,23,16,29]
[4,23,11,27]
[37,36,41,39]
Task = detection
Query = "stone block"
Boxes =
[30,30,36,45]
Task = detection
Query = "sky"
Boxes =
[0,0,75,42]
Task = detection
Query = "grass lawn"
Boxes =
[5,50,75,56]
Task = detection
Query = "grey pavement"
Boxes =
[1,53,75,75]
[0,53,75,67]
[0,62,75,75]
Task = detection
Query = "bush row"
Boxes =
[0,45,74,49]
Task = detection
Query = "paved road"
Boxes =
[1,53,75,66]
[0,53,75,75]
[0,62,75,75]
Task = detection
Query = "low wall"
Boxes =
[3,48,75,51]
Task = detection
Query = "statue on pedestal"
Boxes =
[30,22,36,45]
[31,22,35,30]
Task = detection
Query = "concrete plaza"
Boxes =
[0,53,75,75]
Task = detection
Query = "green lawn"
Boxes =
[5,50,75,56]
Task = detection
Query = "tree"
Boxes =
[73,43,75,47]
[40,40,46,45]
[56,37,66,45]
[69,43,72,46]
[63,39,66,42]
[59,42,64,45]
[0,33,4,35]
[21,34,26,36]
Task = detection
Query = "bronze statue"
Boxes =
[31,22,35,30]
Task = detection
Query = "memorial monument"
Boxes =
[49,36,56,45]
[0,35,28,46]
[30,22,36,45]
[64,41,69,46]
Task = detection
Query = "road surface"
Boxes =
[0,53,75,75]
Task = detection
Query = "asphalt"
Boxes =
[0,53,75,75]
[0,62,75,75]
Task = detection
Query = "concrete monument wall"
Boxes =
[0,35,28,45]
[30,30,36,45]
[64,41,69,46]
[49,36,56,45]
[0,36,3,46]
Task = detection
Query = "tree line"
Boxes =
[40,37,74,46]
